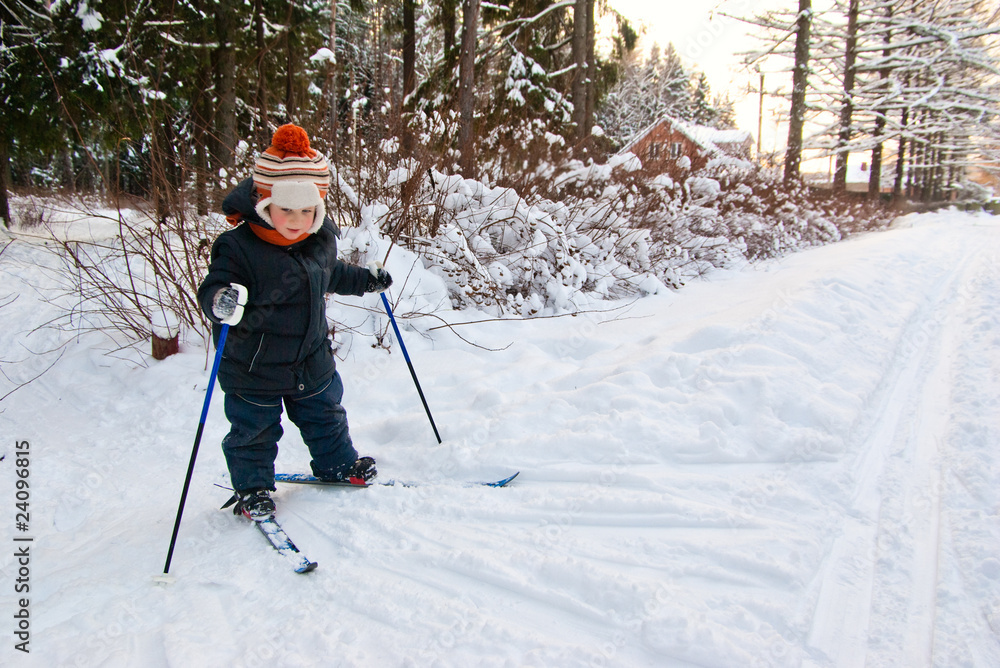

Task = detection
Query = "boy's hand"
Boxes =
[212,283,248,325]
[365,262,393,294]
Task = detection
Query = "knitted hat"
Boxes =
[252,124,330,234]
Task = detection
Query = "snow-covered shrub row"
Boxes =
[702,157,893,261]
[4,144,895,350]
[336,146,895,316]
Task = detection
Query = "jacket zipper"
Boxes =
[249,334,265,372]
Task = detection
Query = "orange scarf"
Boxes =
[227,213,310,247]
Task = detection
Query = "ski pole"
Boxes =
[162,323,229,575]
[370,263,442,444]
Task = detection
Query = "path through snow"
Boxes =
[0,211,998,667]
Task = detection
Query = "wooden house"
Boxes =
[619,115,753,170]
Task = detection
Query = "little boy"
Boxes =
[198,124,392,521]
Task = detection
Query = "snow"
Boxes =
[2,210,1000,666]
[75,2,103,31]
[149,309,179,340]
[309,48,336,66]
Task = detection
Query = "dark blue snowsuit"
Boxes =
[198,178,370,492]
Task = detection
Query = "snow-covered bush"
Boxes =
[710,162,894,260]
[331,126,895,317]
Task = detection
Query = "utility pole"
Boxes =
[757,68,764,160]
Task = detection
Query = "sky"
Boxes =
[606,0,792,157]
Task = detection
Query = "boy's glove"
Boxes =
[365,262,393,294]
[212,283,248,325]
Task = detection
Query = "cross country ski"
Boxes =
[221,494,318,573]
[273,471,520,488]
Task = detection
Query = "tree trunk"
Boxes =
[584,0,595,138]
[403,0,416,107]
[458,0,480,175]
[571,0,587,140]
[151,112,181,222]
[894,105,908,200]
[869,118,885,199]
[60,147,76,192]
[442,0,458,65]
[285,2,296,120]
[212,0,238,180]
[910,114,925,200]
[0,134,10,228]
[254,0,270,147]
[869,3,892,199]
[324,0,344,208]
[402,0,417,152]
[351,67,360,173]
[193,27,214,216]
[833,0,859,192]
[783,0,812,183]
[930,132,944,202]
[192,103,209,216]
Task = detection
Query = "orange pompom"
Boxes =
[271,124,311,154]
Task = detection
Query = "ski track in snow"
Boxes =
[1,211,999,667]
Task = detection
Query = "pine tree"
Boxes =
[690,73,717,127]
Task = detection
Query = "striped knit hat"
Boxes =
[252,124,330,234]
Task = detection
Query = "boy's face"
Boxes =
[269,205,316,240]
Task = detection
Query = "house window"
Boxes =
[649,142,660,160]
[670,142,683,160]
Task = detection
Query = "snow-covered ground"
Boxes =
[1,209,999,667]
